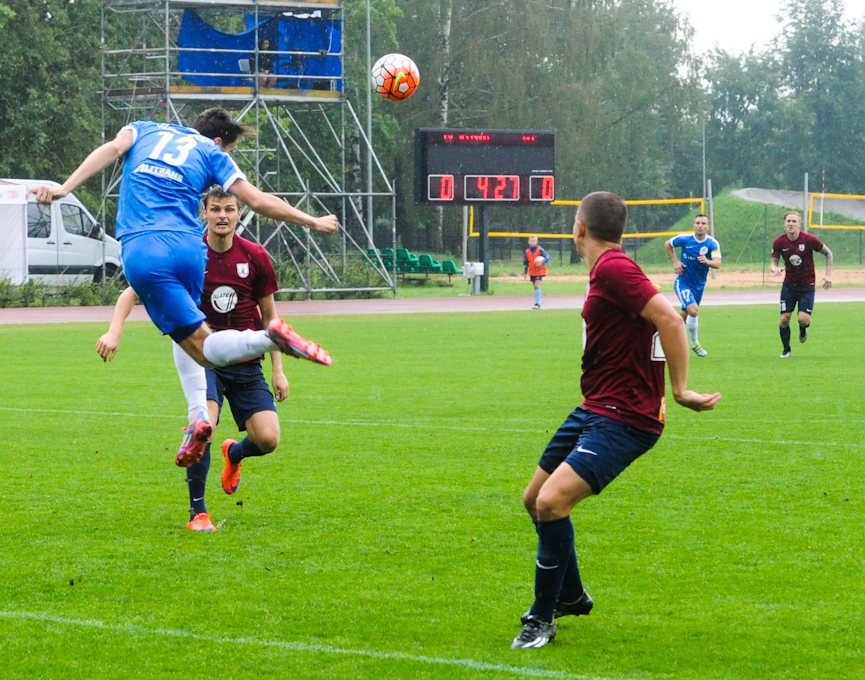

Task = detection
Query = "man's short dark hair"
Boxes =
[191,108,255,145]
[202,186,240,210]
[579,192,628,243]
[695,213,708,220]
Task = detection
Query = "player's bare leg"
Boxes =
[222,411,280,495]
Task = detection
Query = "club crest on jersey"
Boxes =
[699,246,708,255]
[211,285,238,314]
[236,262,250,278]
[799,244,805,251]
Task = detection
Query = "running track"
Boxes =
[2,288,865,325]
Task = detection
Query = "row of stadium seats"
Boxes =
[368,248,464,283]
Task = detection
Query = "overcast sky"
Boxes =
[673,0,865,55]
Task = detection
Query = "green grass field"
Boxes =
[2,304,863,679]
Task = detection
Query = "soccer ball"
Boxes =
[371,53,420,101]
[534,256,545,268]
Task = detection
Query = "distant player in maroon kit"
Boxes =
[511,192,721,650]
[97,187,294,531]
[771,211,833,358]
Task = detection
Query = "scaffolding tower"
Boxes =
[101,0,396,296]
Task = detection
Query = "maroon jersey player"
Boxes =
[770,211,833,358]
[512,192,721,650]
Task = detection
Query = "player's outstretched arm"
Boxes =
[821,245,833,289]
[28,128,134,205]
[229,180,339,235]
[640,293,721,412]
[96,287,138,362]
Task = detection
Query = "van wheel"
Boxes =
[93,264,125,284]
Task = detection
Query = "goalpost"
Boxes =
[807,192,865,231]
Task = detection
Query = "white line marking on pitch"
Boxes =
[0,406,860,448]
[0,611,624,680]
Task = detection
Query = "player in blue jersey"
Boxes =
[29,108,338,467]
[663,214,721,357]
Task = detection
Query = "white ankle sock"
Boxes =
[202,329,277,367]
[686,315,699,344]
[173,342,208,423]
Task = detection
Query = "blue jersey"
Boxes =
[116,121,245,240]
[671,233,721,291]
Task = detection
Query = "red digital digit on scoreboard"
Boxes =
[529,175,555,202]
[428,174,455,201]
[464,175,520,201]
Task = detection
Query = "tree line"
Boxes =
[0,0,860,253]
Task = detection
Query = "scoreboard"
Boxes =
[414,129,555,205]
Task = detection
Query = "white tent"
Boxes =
[0,182,28,285]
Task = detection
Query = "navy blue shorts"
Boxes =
[530,276,544,283]
[538,407,660,494]
[206,359,277,431]
[121,230,207,341]
[780,284,815,316]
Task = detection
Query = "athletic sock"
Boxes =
[173,342,208,422]
[780,325,792,352]
[528,516,575,623]
[686,315,699,345]
[557,543,585,604]
[799,323,810,336]
[187,442,211,518]
[535,288,542,306]
[203,329,278,367]
[228,436,268,465]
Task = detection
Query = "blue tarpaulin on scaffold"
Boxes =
[177,10,342,90]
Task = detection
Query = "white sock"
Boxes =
[202,329,278,367]
[686,315,699,345]
[173,342,208,423]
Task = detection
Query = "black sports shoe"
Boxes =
[799,327,808,343]
[520,589,594,625]
[511,615,556,649]
[554,590,594,619]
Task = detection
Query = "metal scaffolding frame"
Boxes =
[100,0,397,296]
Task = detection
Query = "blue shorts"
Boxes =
[207,359,277,431]
[673,278,704,309]
[538,407,660,494]
[780,284,815,316]
[530,276,544,283]
[120,230,207,341]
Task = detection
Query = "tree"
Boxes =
[0,0,101,186]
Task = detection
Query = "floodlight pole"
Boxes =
[702,117,707,200]
[365,0,374,247]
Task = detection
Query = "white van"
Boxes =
[2,179,122,285]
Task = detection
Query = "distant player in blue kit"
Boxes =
[29,108,338,468]
[523,235,550,309]
[664,214,721,357]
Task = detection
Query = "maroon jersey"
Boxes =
[201,235,278,331]
[772,232,825,288]
[581,250,667,434]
